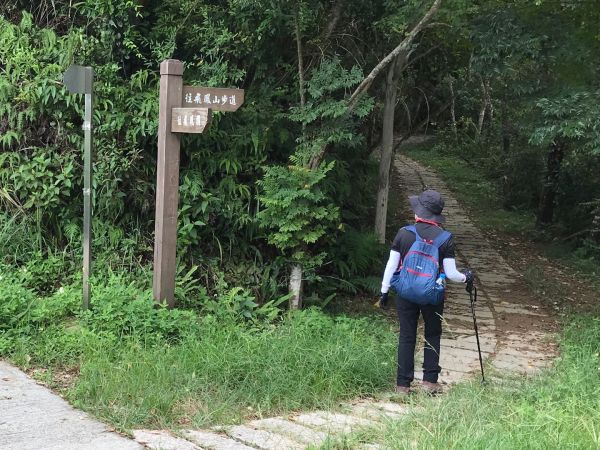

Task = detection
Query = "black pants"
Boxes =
[396,296,444,387]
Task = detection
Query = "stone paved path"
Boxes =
[395,155,557,382]
[132,155,558,450]
[0,361,142,450]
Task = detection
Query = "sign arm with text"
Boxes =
[181,87,244,112]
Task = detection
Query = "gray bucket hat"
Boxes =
[409,189,446,224]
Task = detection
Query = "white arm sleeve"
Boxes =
[443,258,467,283]
[381,250,401,294]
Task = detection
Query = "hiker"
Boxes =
[378,189,474,394]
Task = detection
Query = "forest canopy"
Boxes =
[1,0,599,306]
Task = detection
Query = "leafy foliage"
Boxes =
[1,0,600,306]
[258,162,338,263]
[530,91,600,151]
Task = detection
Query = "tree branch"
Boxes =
[346,0,442,111]
[405,44,441,69]
[308,0,443,170]
[392,101,451,153]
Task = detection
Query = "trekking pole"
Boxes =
[469,285,486,383]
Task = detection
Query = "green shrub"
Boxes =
[80,275,199,345]
[0,271,37,352]
[22,252,75,294]
[0,213,39,264]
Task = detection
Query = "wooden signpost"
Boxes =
[153,59,244,307]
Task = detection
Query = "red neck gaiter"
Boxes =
[416,218,441,227]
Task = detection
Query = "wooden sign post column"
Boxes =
[153,59,184,307]
[153,58,244,307]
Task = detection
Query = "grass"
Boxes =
[320,315,600,449]
[67,310,397,430]
[0,266,398,431]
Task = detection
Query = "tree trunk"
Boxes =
[448,77,457,142]
[484,79,493,123]
[288,10,306,310]
[500,95,511,206]
[323,0,345,41]
[374,53,406,243]
[289,264,303,309]
[501,97,510,153]
[476,79,487,139]
[537,140,566,228]
[295,15,306,109]
[591,205,600,245]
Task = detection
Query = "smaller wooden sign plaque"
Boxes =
[171,107,212,133]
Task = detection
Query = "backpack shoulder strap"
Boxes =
[404,224,422,241]
[432,230,451,248]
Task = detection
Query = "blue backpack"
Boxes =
[390,225,451,306]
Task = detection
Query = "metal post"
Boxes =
[82,68,93,310]
[153,59,183,307]
[63,64,94,310]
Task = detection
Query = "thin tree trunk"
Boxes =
[413,95,423,130]
[476,79,487,138]
[289,264,303,309]
[537,140,566,228]
[591,206,600,244]
[323,0,344,41]
[291,11,306,309]
[485,79,493,123]
[375,53,407,243]
[500,96,511,206]
[501,97,510,153]
[295,16,306,109]
[449,76,457,142]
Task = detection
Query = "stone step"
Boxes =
[492,359,546,373]
[248,418,327,446]
[183,429,255,450]
[292,411,377,434]
[133,430,200,450]
[494,305,546,316]
[367,402,409,415]
[444,314,495,325]
[224,425,304,450]
[342,402,403,421]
